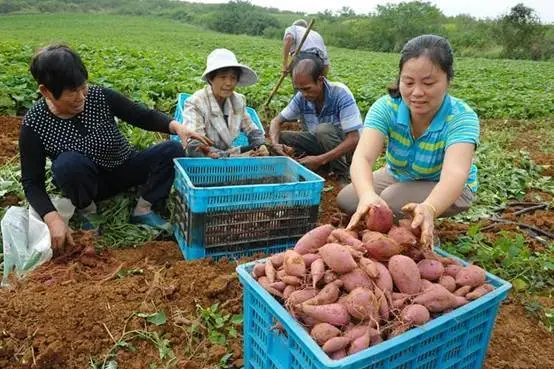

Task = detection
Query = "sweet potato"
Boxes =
[361,230,384,243]
[304,281,341,305]
[439,275,457,292]
[348,330,370,355]
[344,287,378,321]
[302,253,320,267]
[420,279,434,290]
[398,218,422,238]
[322,336,351,354]
[294,224,335,255]
[270,252,285,268]
[298,303,351,327]
[319,243,357,273]
[455,265,486,288]
[366,206,394,233]
[330,228,364,250]
[444,264,463,278]
[363,237,403,261]
[339,268,373,292]
[286,288,318,307]
[265,259,276,283]
[453,285,472,297]
[344,324,370,341]
[375,287,390,321]
[252,263,266,279]
[280,275,302,286]
[283,285,296,299]
[466,284,494,300]
[269,281,286,292]
[323,270,338,284]
[258,276,284,298]
[310,323,341,345]
[283,250,306,277]
[401,304,430,326]
[331,349,347,360]
[374,262,394,292]
[311,258,325,289]
[388,255,421,294]
[359,257,379,279]
[417,259,445,281]
[454,295,469,307]
[388,226,417,248]
[413,284,457,313]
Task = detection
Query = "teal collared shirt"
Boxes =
[364,94,480,192]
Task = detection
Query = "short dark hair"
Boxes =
[388,35,454,98]
[30,44,88,100]
[292,57,323,83]
[206,67,242,83]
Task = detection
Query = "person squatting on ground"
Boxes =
[181,48,265,158]
[337,35,480,247]
[269,57,362,184]
[19,44,210,251]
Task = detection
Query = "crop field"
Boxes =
[0,13,552,369]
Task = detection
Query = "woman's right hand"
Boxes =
[44,211,74,254]
[346,192,389,230]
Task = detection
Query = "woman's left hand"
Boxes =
[402,202,436,249]
[170,121,213,147]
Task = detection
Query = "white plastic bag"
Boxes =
[1,197,75,287]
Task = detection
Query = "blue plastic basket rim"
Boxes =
[173,156,325,191]
[236,247,512,368]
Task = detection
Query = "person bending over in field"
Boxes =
[269,57,362,186]
[282,19,330,76]
[181,48,265,158]
[20,44,210,251]
[338,35,480,248]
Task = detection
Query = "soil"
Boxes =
[0,116,553,368]
[0,116,21,166]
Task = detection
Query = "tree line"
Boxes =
[1,0,552,60]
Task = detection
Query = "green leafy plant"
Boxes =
[194,303,242,346]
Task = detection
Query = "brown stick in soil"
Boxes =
[481,217,554,239]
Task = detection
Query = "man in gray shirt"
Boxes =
[282,19,329,76]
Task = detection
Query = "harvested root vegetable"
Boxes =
[310,323,341,345]
[319,243,357,273]
[398,218,422,237]
[413,284,457,313]
[454,295,469,307]
[388,226,417,248]
[348,330,370,355]
[444,264,463,278]
[269,281,286,292]
[294,224,335,255]
[280,275,302,286]
[401,304,430,326]
[453,285,472,297]
[304,281,341,305]
[265,259,276,283]
[323,270,338,284]
[284,250,306,277]
[364,236,403,261]
[298,303,351,327]
[252,263,266,278]
[374,262,394,292]
[438,275,457,292]
[331,349,347,360]
[311,258,325,289]
[455,265,486,288]
[270,252,285,268]
[302,253,320,267]
[366,206,394,233]
[420,279,434,291]
[344,287,377,321]
[359,257,379,279]
[330,228,364,250]
[388,255,421,294]
[339,268,373,292]
[417,259,444,281]
[258,276,284,298]
[466,284,495,300]
[361,230,384,243]
[322,336,351,354]
[283,285,296,299]
[286,288,318,307]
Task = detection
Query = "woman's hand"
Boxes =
[402,202,436,249]
[346,192,389,230]
[44,211,75,255]
[170,121,213,147]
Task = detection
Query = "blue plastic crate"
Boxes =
[173,157,324,260]
[171,92,265,147]
[237,248,512,369]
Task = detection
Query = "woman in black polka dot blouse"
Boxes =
[19,44,211,252]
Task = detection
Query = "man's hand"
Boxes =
[299,155,326,171]
[402,203,436,249]
[170,121,213,148]
[44,211,75,255]
[272,143,294,156]
[346,192,389,230]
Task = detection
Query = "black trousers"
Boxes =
[51,140,185,209]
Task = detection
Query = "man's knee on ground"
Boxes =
[163,140,186,159]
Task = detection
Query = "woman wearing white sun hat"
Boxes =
[182,48,265,158]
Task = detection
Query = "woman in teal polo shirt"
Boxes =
[337,34,479,247]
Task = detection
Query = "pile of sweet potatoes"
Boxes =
[250,209,494,359]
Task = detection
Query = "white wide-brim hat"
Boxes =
[201,48,258,87]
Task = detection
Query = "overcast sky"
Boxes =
[185,0,554,23]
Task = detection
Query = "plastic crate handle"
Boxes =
[268,319,291,368]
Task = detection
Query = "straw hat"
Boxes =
[201,48,258,87]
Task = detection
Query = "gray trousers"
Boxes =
[336,167,476,217]
[280,123,351,178]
